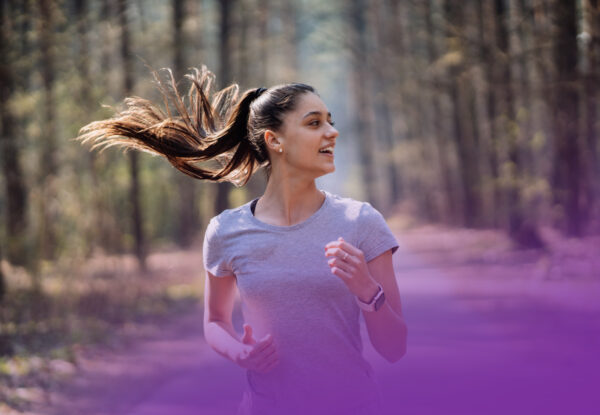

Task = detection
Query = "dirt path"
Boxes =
[37,229,600,415]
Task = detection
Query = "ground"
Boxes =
[19,224,600,415]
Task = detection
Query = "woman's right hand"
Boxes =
[235,323,279,373]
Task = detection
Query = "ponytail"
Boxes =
[77,65,265,187]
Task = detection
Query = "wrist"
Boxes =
[357,280,380,303]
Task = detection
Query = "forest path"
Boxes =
[41,230,600,415]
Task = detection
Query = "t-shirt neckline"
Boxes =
[247,189,330,231]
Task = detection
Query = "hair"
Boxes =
[76,65,316,186]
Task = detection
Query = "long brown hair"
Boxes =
[76,65,315,186]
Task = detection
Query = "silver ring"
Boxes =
[343,252,349,261]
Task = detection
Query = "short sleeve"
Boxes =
[357,202,399,262]
[202,218,235,277]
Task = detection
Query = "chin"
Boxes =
[316,165,335,178]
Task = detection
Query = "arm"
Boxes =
[203,271,244,362]
[361,249,407,363]
[325,238,407,363]
[203,271,280,372]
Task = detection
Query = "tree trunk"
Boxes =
[372,0,402,209]
[584,0,599,229]
[215,0,235,215]
[38,0,59,262]
[281,0,299,81]
[348,0,378,207]
[118,0,147,270]
[444,1,479,227]
[0,1,28,268]
[74,0,101,257]
[551,0,581,236]
[477,0,502,226]
[0,242,5,302]
[172,0,199,247]
[256,0,269,85]
[495,0,527,242]
[425,0,457,224]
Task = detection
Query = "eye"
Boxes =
[309,120,320,126]
[328,120,335,127]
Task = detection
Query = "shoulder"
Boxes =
[205,200,253,236]
[324,190,365,221]
[325,191,380,222]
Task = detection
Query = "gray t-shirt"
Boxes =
[203,189,399,415]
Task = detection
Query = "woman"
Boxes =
[78,66,407,415]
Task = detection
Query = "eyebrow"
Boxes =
[302,110,332,119]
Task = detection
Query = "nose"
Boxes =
[327,124,339,139]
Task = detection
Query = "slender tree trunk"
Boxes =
[74,0,100,257]
[0,1,28,268]
[584,0,599,227]
[38,0,59,262]
[95,0,116,254]
[349,0,378,207]
[477,0,502,226]
[281,0,299,81]
[118,0,147,270]
[373,0,402,209]
[0,243,5,301]
[425,0,457,224]
[495,0,525,241]
[444,1,479,227]
[551,0,581,236]
[172,0,199,247]
[215,0,235,215]
[256,0,269,85]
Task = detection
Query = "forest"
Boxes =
[0,0,598,413]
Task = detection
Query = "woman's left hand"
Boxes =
[324,237,379,302]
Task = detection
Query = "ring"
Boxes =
[343,252,349,261]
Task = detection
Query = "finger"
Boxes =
[241,325,254,344]
[256,334,274,349]
[331,266,351,280]
[249,338,275,357]
[327,257,354,273]
[251,342,276,360]
[325,246,346,258]
[253,349,277,368]
[328,247,358,265]
[337,239,363,257]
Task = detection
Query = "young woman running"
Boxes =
[78,66,407,415]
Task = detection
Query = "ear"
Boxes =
[264,129,283,151]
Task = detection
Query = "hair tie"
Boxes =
[254,87,267,100]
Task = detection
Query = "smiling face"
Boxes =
[269,92,339,179]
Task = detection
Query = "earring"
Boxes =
[279,148,283,153]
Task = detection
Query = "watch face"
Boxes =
[374,292,386,311]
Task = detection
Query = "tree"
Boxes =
[0,0,28,267]
[38,0,60,262]
[551,0,581,236]
[118,0,147,270]
[215,0,235,215]
[172,0,199,247]
[347,0,378,208]
[444,0,481,227]
[583,0,599,227]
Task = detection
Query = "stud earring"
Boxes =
[279,148,283,153]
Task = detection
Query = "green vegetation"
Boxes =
[0,250,201,413]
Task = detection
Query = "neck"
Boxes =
[256,170,324,226]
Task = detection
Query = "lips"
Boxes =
[319,144,335,154]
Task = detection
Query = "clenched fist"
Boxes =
[235,323,280,373]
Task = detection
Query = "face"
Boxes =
[271,92,339,178]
